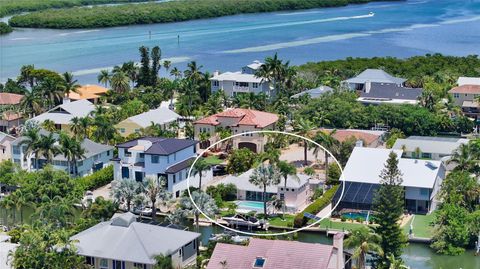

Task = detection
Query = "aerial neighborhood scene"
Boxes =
[1,0,480,269]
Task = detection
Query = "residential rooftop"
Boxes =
[343,69,406,85]
[29,99,94,125]
[71,212,200,265]
[207,238,334,269]
[194,108,278,128]
[290,85,334,99]
[319,128,384,145]
[342,147,444,189]
[210,71,263,83]
[124,107,179,128]
[449,84,480,94]
[359,82,422,101]
[68,84,108,100]
[457,76,480,86]
[0,93,23,105]
[116,137,197,155]
[392,136,468,156]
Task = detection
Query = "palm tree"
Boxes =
[163,60,172,76]
[170,67,182,80]
[277,161,298,218]
[110,70,130,93]
[11,190,32,224]
[19,90,43,117]
[294,117,315,165]
[198,131,211,149]
[121,61,139,87]
[255,53,285,96]
[184,61,203,83]
[41,119,56,132]
[39,78,64,109]
[70,116,90,140]
[18,64,35,88]
[387,254,409,269]
[418,89,436,112]
[447,143,478,172]
[38,133,60,164]
[58,133,85,176]
[97,69,111,87]
[344,227,383,269]
[19,126,41,170]
[249,164,281,220]
[313,130,339,183]
[143,176,170,220]
[111,179,141,212]
[62,72,80,96]
[193,158,211,189]
[180,190,217,232]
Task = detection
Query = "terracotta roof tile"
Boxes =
[68,84,109,100]
[320,129,381,146]
[0,93,23,105]
[2,112,22,121]
[194,108,278,128]
[449,84,480,94]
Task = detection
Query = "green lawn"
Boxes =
[205,155,223,165]
[316,219,367,231]
[268,215,295,228]
[403,214,435,238]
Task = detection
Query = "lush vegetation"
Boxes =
[0,21,12,34]
[76,165,113,191]
[9,0,388,29]
[0,0,152,18]
[431,140,480,255]
[293,185,339,227]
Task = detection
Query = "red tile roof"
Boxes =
[195,108,278,128]
[1,112,22,121]
[449,84,480,94]
[207,238,333,269]
[0,93,23,105]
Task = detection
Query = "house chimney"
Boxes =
[355,140,364,147]
[62,96,71,104]
[333,232,345,269]
[213,70,220,77]
[365,81,371,93]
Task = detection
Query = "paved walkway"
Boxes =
[92,183,113,200]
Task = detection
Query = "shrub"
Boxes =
[310,187,323,201]
[294,185,339,227]
[340,216,347,222]
[76,165,113,191]
[326,163,341,185]
[0,22,13,35]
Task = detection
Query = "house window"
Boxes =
[113,260,125,269]
[167,155,170,163]
[107,150,110,156]
[121,167,130,179]
[119,128,125,133]
[124,149,131,157]
[254,257,266,268]
[174,153,177,161]
[135,171,144,182]
[453,93,459,98]
[235,82,248,87]
[133,263,147,269]
[151,155,159,163]
[252,83,259,88]
[173,174,176,183]
[139,153,145,158]
[85,256,95,266]
[100,259,108,269]
[421,152,432,159]
[212,80,219,87]
[176,191,180,198]
[12,146,20,155]
[420,188,429,196]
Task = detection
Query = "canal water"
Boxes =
[1,0,480,83]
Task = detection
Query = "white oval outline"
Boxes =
[187,130,345,236]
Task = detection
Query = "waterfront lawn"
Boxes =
[268,215,295,228]
[205,155,223,165]
[317,219,367,231]
[403,214,435,239]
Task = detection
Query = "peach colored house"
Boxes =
[193,108,278,153]
[68,85,109,104]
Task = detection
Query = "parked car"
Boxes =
[213,164,227,176]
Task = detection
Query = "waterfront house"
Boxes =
[290,85,334,99]
[210,61,270,97]
[207,235,348,269]
[449,84,480,118]
[342,69,406,91]
[11,130,113,176]
[217,169,311,213]
[333,147,445,214]
[29,99,94,133]
[392,136,469,160]
[71,212,200,269]
[0,132,15,162]
[115,107,180,137]
[193,108,278,153]
[68,84,109,104]
[113,137,209,197]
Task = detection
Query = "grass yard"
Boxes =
[205,155,223,165]
[403,214,435,239]
[268,215,295,228]
[317,219,368,231]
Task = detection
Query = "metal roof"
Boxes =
[360,82,422,100]
[341,147,444,189]
[165,157,196,174]
[29,99,94,125]
[392,136,468,156]
[210,71,264,83]
[71,212,200,265]
[290,85,334,99]
[344,69,406,85]
[124,107,180,128]
[116,137,197,156]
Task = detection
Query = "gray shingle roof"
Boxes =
[290,85,334,99]
[360,82,422,100]
[117,137,197,155]
[344,69,406,85]
[125,107,180,128]
[71,212,200,265]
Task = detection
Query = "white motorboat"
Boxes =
[369,12,375,16]
[222,214,261,228]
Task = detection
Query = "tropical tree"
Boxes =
[277,161,298,218]
[255,53,285,96]
[37,133,60,164]
[163,60,172,76]
[61,72,80,96]
[418,89,436,112]
[294,117,315,165]
[344,227,383,269]
[192,158,211,189]
[198,131,211,149]
[41,119,56,132]
[313,130,339,183]
[70,116,90,140]
[184,61,203,83]
[180,191,217,232]
[170,67,182,80]
[39,77,64,108]
[387,254,409,269]
[19,90,43,117]
[154,254,172,269]
[143,176,170,220]
[111,179,141,212]
[110,70,130,93]
[249,164,281,220]
[19,125,41,170]
[97,69,111,87]
[447,143,479,173]
[58,132,85,176]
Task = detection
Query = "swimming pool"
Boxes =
[236,201,265,212]
[341,211,371,221]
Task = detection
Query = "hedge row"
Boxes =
[294,185,339,228]
[76,165,114,191]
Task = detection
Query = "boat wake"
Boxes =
[58,29,101,36]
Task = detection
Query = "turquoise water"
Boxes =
[1,0,480,83]
[341,211,370,221]
[236,200,265,210]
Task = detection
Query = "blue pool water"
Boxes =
[236,201,265,211]
[342,211,370,221]
[1,0,480,83]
